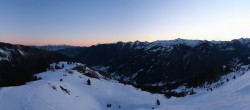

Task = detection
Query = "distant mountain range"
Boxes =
[35,45,78,51]
[34,45,85,57]
[52,38,250,89]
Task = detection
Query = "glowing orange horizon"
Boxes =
[0,34,246,47]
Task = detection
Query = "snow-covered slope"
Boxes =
[0,62,164,110]
[0,48,12,61]
[1,62,250,110]
[0,45,26,62]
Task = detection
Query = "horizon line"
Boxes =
[2,37,250,47]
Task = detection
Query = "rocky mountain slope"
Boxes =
[0,42,69,86]
[73,38,250,88]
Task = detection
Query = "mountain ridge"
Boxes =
[0,42,70,86]
[72,38,250,88]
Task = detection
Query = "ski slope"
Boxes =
[0,62,250,110]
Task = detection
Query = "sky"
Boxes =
[0,0,250,46]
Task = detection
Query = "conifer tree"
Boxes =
[156,99,160,105]
[87,79,91,85]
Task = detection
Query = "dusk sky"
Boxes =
[0,0,250,46]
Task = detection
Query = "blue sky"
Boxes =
[0,0,250,46]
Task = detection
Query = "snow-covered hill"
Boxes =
[1,62,250,110]
[0,62,164,110]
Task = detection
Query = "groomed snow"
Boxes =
[1,62,250,110]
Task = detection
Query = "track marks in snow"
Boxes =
[22,85,60,110]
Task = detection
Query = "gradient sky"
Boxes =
[0,0,250,46]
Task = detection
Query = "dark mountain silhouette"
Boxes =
[73,38,250,88]
[0,42,70,87]
[56,47,86,57]
[35,45,78,51]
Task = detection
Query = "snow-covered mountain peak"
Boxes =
[100,38,250,53]
[234,38,250,46]
[151,38,202,47]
